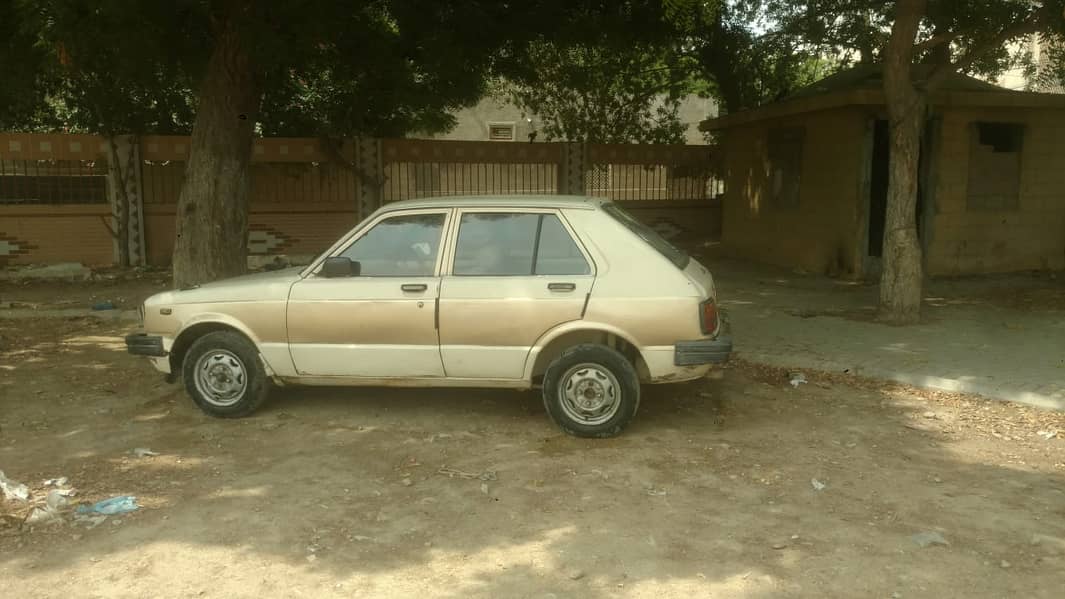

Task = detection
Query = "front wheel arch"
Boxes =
[170,322,252,374]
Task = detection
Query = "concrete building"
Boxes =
[701,65,1065,278]
[426,94,717,145]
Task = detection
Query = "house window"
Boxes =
[488,123,515,142]
[967,122,1023,211]
[767,127,804,208]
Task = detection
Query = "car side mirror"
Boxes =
[321,257,361,278]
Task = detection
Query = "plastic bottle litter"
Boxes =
[0,470,30,502]
[76,496,139,515]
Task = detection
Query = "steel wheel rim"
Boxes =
[193,349,248,407]
[558,362,621,426]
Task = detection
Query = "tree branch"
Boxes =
[913,31,958,53]
[926,10,1047,88]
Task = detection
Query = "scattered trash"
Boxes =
[788,372,807,388]
[76,496,139,516]
[771,541,788,550]
[922,411,937,419]
[43,477,69,487]
[401,478,413,487]
[480,482,490,495]
[46,489,70,510]
[91,300,116,311]
[911,531,949,548]
[999,560,1011,569]
[1038,430,1058,440]
[437,466,497,482]
[0,470,30,502]
[567,569,586,581]
[306,554,318,563]
[25,507,63,526]
[810,479,826,491]
[132,448,159,458]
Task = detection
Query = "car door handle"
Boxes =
[401,283,428,292]
[547,282,576,292]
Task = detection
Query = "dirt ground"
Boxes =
[1,314,1065,598]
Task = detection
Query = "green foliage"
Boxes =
[761,0,1065,85]
[501,41,697,144]
[3,0,626,137]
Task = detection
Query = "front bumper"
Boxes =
[674,336,733,366]
[125,332,167,357]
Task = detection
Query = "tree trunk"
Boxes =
[879,0,927,325]
[172,15,258,288]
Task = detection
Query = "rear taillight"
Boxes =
[700,298,718,336]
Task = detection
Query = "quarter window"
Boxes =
[453,212,589,276]
[338,213,445,276]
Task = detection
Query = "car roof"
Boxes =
[377,195,610,213]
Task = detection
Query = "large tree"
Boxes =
[759,0,1065,323]
[6,0,613,286]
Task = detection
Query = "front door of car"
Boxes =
[438,210,595,379]
[286,209,450,378]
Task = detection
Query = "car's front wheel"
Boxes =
[182,331,271,418]
[542,344,640,438]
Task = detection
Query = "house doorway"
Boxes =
[866,119,927,276]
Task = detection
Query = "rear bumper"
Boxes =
[674,336,733,366]
[125,332,167,357]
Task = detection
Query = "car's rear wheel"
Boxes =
[182,331,271,418]
[542,344,640,438]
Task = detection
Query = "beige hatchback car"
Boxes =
[126,196,731,437]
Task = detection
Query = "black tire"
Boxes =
[542,344,641,438]
[182,331,271,418]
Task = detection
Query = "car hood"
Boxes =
[145,267,303,306]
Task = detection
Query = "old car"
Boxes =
[126,196,732,437]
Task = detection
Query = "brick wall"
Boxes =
[0,133,113,266]
[718,108,868,277]
[927,107,1065,275]
[2,133,721,268]
[0,204,114,266]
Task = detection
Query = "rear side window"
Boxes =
[453,212,590,276]
[602,203,690,269]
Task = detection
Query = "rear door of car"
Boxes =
[437,208,595,379]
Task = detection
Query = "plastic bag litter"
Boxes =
[789,372,808,388]
[0,470,30,502]
[76,496,139,515]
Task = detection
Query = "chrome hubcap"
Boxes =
[194,350,247,407]
[558,363,621,425]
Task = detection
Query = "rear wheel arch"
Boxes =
[527,325,648,385]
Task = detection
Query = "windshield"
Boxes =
[602,203,690,270]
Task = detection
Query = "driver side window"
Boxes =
[338,212,446,276]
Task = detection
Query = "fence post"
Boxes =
[105,135,146,266]
[353,137,383,218]
[559,142,586,196]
